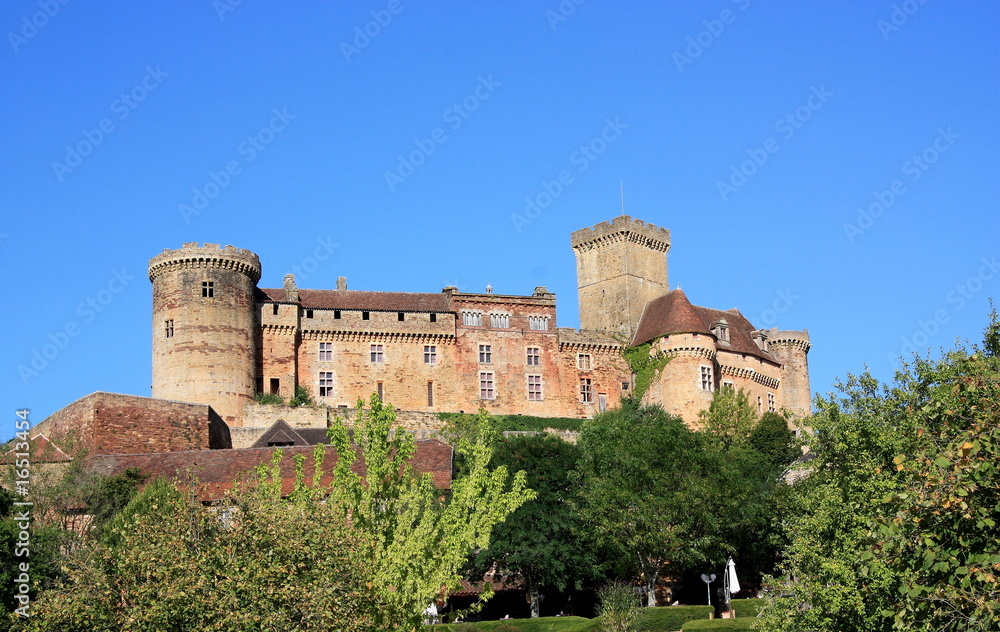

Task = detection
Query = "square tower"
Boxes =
[571,216,670,338]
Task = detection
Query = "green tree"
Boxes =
[748,411,801,472]
[698,387,759,448]
[12,471,384,632]
[575,399,720,606]
[757,311,1000,632]
[325,397,535,630]
[468,433,596,617]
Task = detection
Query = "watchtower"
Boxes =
[148,243,261,424]
[571,215,671,338]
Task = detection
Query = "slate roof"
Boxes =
[85,440,454,501]
[632,289,777,362]
[248,420,330,448]
[258,288,452,312]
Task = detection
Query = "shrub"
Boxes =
[254,391,284,405]
[681,618,756,630]
[728,599,762,619]
[634,606,714,631]
[288,385,314,407]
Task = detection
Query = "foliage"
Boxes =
[632,606,714,631]
[84,467,148,540]
[468,434,597,618]
[681,618,755,630]
[757,310,1000,632]
[12,473,384,632]
[747,412,801,471]
[598,582,641,632]
[621,343,672,401]
[253,391,284,405]
[727,599,762,619]
[575,400,720,606]
[439,412,585,435]
[288,384,314,407]
[326,396,536,631]
[697,388,758,448]
[432,617,599,632]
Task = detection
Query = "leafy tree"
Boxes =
[748,411,801,472]
[757,311,1000,632]
[13,471,384,632]
[698,387,758,448]
[575,399,720,606]
[325,397,535,630]
[468,433,597,617]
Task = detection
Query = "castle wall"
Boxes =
[766,330,812,420]
[34,392,230,456]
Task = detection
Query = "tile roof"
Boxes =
[0,433,73,464]
[632,290,777,362]
[248,420,330,448]
[258,288,452,312]
[84,440,453,501]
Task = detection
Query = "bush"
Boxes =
[681,618,755,630]
[288,385,314,407]
[254,391,284,405]
[430,617,598,632]
[599,582,641,631]
[438,412,584,434]
[727,600,762,619]
[634,606,714,631]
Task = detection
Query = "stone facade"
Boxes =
[145,215,811,430]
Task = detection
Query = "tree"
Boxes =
[757,311,1000,632]
[13,471,385,632]
[324,397,535,630]
[748,411,801,472]
[467,433,596,617]
[698,387,758,448]
[575,399,720,606]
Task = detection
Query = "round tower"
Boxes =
[766,329,812,420]
[149,243,261,425]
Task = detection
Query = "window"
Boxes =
[757,396,763,413]
[334,310,341,319]
[722,380,734,391]
[424,345,437,364]
[622,381,630,390]
[767,393,776,412]
[370,344,384,363]
[202,281,214,297]
[272,304,279,315]
[479,372,495,400]
[527,375,543,401]
[462,311,483,326]
[319,342,333,361]
[528,316,548,331]
[580,378,593,403]
[717,326,730,342]
[376,382,384,402]
[700,365,714,392]
[165,319,174,338]
[269,378,280,395]
[362,311,370,320]
[577,354,592,370]
[478,344,492,363]
[526,347,540,366]
[430,313,437,323]
[598,393,608,413]
[306,309,314,319]
[713,319,730,342]
[319,371,333,396]
[398,312,405,321]
[427,381,434,407]
[490,313,509,328]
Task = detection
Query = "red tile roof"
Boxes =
[0,433,72,464]
[84,440,453,501]
[632,290,777,362]
[259,288,452,312]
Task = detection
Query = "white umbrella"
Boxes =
[726,557,741,595]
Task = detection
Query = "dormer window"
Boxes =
[712,319,730,342]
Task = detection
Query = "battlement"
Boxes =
[570,215,671,251]
[148,243,262,283]
[766,328,811,351]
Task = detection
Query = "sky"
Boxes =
[2,1,998,435]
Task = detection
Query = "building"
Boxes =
[147,214,811,431]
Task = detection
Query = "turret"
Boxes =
[571,215,670,338]
[765,329,812,420]
[149,243,261,424]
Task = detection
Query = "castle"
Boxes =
[148,214,812,430]
[13,214,811,500]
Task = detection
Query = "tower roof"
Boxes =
[632,290,777,362]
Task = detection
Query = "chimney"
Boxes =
[337,276,348,291]
[283,274,299,302]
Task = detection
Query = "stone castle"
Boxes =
[148,214,812,430]
[15,214,811,500]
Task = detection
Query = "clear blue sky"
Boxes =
[3,1,998,434]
